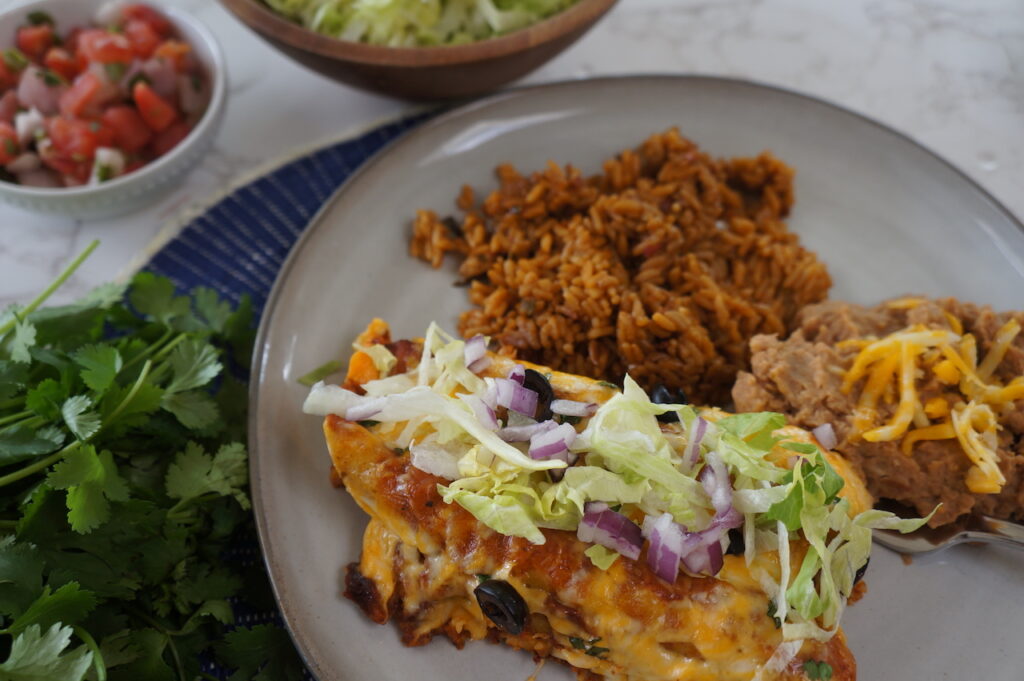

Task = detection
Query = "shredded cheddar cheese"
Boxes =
[843,315,1022,494]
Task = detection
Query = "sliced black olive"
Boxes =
[725,528,745,556]
[650,383,688,423]
[523,368,554,421]
[853,557,869,586]
[474,579,528,635]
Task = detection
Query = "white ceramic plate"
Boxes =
[250,76,1024,681]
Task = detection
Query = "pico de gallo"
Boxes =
[0,3,209,188]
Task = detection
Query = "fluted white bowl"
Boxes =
[0,0,226,219]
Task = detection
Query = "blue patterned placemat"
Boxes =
[144,111,433,679]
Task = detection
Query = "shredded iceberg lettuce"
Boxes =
[262,0,580,47]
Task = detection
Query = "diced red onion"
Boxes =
[6,153,40,174]
[528,422,576,460]
[497,419,557,442]
[85,63,122,106]
[507,364,525,385]
[812,423,837,451]
[17,66,65,116]
[464,335,491,373]
[494,377,537,416]
[546,448,577,482]
[645,512,685,582]
[684,417,708,468]
[142,58,178,100]
[550,399,597,418]
[177,74,208,117]
[95,1,125,26]
[461,394,498,431]
[16,168,61,188]
[14,109,44,146]
[578,503,643,560]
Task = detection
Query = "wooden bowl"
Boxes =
[218,0,618,100]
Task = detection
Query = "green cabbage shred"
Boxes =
[262,0,580,46]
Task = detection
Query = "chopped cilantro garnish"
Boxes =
[96,165,113,183]
[357,420,380,428]
[585,645,610,658]
[568,636,585,650]
[3,138,17,157]
[475,574,490,583]
[2,48,29,71]
[37,69,64,86]
[767,599,781,628]
[104,62,127,82]
[27,10,55,26]
[597,380,619,390]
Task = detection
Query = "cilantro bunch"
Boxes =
[0,243,303,680]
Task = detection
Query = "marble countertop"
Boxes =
[1,0,1021,305]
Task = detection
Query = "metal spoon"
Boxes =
[872,513,1024,555]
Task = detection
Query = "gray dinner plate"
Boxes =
[250,76,1024,681]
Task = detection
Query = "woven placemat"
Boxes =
[144,110,433,678]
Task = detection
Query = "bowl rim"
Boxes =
[0,0,227,198]
[218,0,619,67]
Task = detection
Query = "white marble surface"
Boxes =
[0,0,1021,304]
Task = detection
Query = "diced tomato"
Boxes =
[91,120,117,148]
[16,25,55,60]
[125,19,161,58]
[0,59,17,90]
[48,117,100,163]
[122,4,173,36]
[149,121,189,156]
[64,27,83,53]
[133,81,177,132]
[101,106,152,153]
[0,91,18,124]
[45,47,82,82]
[77,29,134,64]
[38,140,87,181]
[153,40,191,71]
[59,71,104,118]
[0,122,20,164]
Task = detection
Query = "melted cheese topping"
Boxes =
[843,317,1022,494]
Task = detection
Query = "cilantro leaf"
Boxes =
[0,359,30,402]
[73,345,123,393]
[0,623,92,681]
[0,537,44,618]
[107,629,175,681]
[6,582,97,636]
[11,317,37,364]
[0,425,64,465]
[48,446,129,533]
[161,390,220,430]
[128,272,192,327]
[165,340,221,395]
[216,624,304,681]
[193,287,232,333]
[62,396,101,441]
[26,379,65,420]
[166,442,250,510]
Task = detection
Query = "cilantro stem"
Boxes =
[121,327,173,371]
[0,410,31,427]
[0,440,80,488]
[105,359,153,423]
[152,332,188,362]
[74,625,107,681]
[0,396,24,410]
[166,633,186,681]
[0,239,99,338]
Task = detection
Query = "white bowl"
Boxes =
[0,0,227,219]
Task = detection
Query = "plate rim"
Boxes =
[247,73,1024,678]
